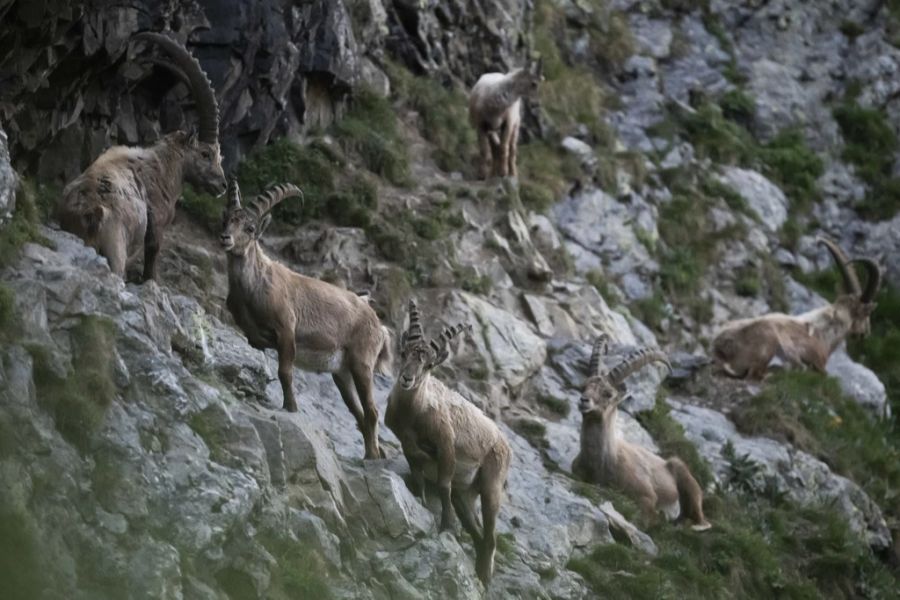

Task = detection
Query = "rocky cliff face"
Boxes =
[2,0,900,598]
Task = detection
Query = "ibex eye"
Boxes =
[245,225,255,233]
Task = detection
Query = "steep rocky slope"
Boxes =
[2,0,900,598]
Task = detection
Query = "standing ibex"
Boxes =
[573,338,711,531]
[58,32,226,281]
[385,300,511,584]
[468,59,543,179]
[713,237,882,379]
[221,180,392,460]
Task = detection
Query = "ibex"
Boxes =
[58,32,226,281]
[468,59,543,179]
[573,338,711,531]
[713,237,881,379]
[385,300,512,584]
[221,180,392,460]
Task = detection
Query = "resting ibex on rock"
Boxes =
[221,180,392,460]
[713,237,881,380]
[385,300,511,584]
[58,32,226,281]
[573,338,711,531]
[468,59,543,179]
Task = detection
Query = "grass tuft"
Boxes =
[31,315,117,452]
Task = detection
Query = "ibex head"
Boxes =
[579,336,670,419]
[818,237,882,336]
[132,32,227,196]
[513,56,544,96]
[397,299,472,390]
[220,179,302,255]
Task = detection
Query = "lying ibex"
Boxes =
[58,32,226,281]
[713,237,882,379]
[573,338,711,531]
[468,59,543,179]
[385,300,511,584]
[221,180,392,460]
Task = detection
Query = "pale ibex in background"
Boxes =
[573,338,711,531]
[58,32,226,281]
[221,180,392,460]
[468,59,543,179]
[713,237,881,380]
[385,299,511,584]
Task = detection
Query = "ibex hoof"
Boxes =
[284,403,298,413]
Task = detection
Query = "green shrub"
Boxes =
[720,89,756,126]
[834,101,900,219]
[236,138,341,225]
[537,394,571,418]
[758,129,824,212]
[325,175,378,228]
[31,315,117,452]
[587,270,622,306]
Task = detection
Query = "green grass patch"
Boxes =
[569,493,896,599]
[0,179,48,269]
[630,292,668,332]
[0,507,43,599]
[512,418,549,450]
[833,101,900,220]
[732,371,900,522]
[31,315,117,452]
[333,88,410,186]
[720,89,756,126]
[0,284,15,340]
[385,63,476,175]
[536,394,571,418]
[518,141,581,212]
[667,103,823,213]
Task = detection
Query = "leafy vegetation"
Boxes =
[666,102,823,212]
[385,62,476,175]
[334,87,410,186]
[733,371,900,528]
[569,492,897,599]
[30,315,117,452]
[0,179,52,268]
[536,394,571,418]
[518,141,582,212]
[833,101,900,220]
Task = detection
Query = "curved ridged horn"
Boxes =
[248,184,303,220]
[132,32,220,144]
[852,258,882,303]
[588,336,608,376]
[818,236,861,296]
[608,348,671,385]
[226,177,241,210]
[438,323,471,348]
[406,299,424,345]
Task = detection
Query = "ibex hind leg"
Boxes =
[350,361,383,459]
[332,370,365,432]
[451,488,483,546]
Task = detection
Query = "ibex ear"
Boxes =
[188,131,199,146]
[256,214,272,238]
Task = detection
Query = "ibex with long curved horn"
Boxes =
[221,180,393,459]
[385,299,511,584]
[58,32,226,281]
[572,337,711,531]
[713,237,882,379]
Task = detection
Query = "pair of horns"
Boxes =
[588,335,670,385]
[817,236,882,303]
[227,178,303,219]
[132,32,219,145]
[405,298,471,351]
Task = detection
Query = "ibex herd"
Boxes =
[50,29,885,587]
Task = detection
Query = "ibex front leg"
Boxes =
[276,329,298,413]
